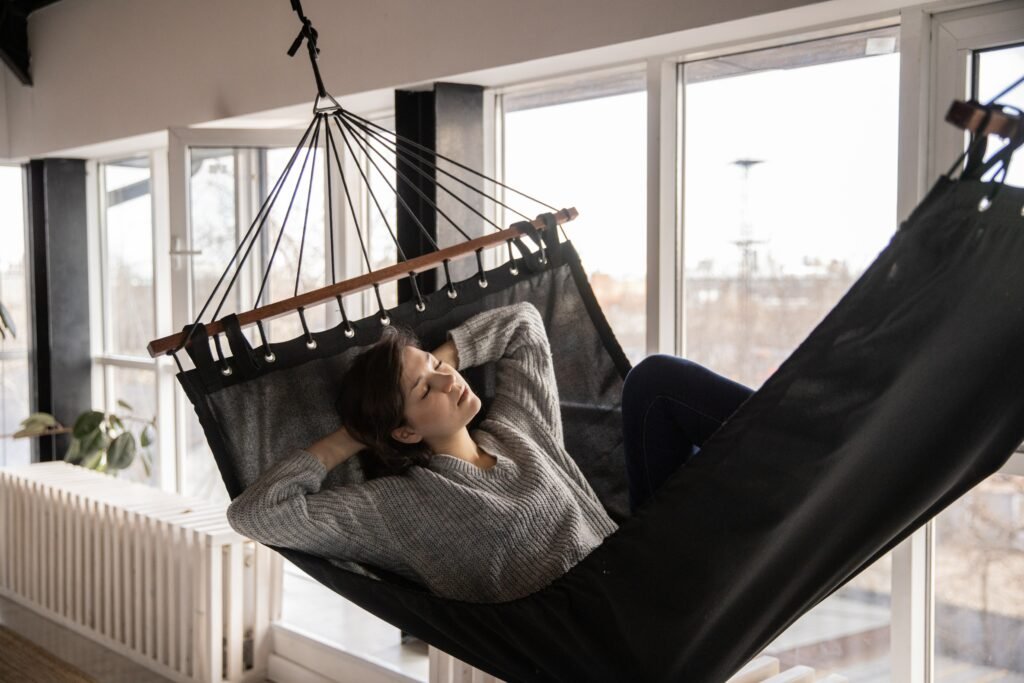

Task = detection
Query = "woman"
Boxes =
[227,301,754,604]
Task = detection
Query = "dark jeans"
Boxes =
[621,354,755,514]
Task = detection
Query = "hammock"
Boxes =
[146,6,1024,681]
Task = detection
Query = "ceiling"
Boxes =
[1,0,65,85]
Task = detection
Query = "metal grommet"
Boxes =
[415,300,426,312]
[380,313,391,326]
[478,277,488,288]
[510,265,519,276]
[978,196,993,212]
[220,363,233,376]
[306,338,318,350]
[264,352,276,363]
[538,254,548,265]
[447,288,458,299]
[344,325,355,338]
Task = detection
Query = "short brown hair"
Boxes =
[334,324,434,479]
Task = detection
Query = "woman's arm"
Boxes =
[431,338,460,371]
[225,428,389,560]
[305,426,365,471]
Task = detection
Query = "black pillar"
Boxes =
[25,158,91,462]
[394,83,485,302]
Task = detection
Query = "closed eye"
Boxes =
[423,358,442,397]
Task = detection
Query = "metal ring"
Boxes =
[306,338,318,349]
[415,300,426,312]
[344,325,355,338]
[478,277,488,289]
[447,288,458,299]
[264,352,276,363]
[978,196,993,212]
[539,255,548,265]
[220,363,233,376]
[380,314,391,326]
[510,265,519,276]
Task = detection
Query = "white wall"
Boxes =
[0,0,828,161]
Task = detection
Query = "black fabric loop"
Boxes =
[180,323,219,389]
[511,220,547,268]
[221,313,263,375]
[961,104,994,180]
[538,213,563,267]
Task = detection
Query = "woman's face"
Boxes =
[393,345,480,444]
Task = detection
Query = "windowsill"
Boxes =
[277,560,429,682]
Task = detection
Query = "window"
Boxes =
[681,26,901,678]
[97,157,159,486]
[499,70,648,365]
[0,164,31,467]
[971,43,1023,187]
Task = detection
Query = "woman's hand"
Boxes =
[432,339,460,371]
[305,425,365,471]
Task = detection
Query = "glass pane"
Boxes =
[107,366,158,486]
[363,116,399,313]
[104,158,154,356]
[935,473,1024,681]
[973,44,1024,188]
[1,165,29,354]
[1,164,32,467]
[1,355,32,467]
[503,74,647,365]
[190,149,241,324]
[683,27,900,678]
[262,147,326,342]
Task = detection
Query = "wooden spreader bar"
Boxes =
[147,208,578,358]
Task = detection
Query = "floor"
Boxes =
[0,595,178,683]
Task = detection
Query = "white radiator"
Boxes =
[0,461,281,683]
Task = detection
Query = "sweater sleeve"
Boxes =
[446,301,564,449]
[226,448,392,564]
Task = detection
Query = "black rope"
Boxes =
[339,110,533,227]
[252,114,324,313]
[288,0,327,98]
[173,115,318,355]
[342,107,560,213]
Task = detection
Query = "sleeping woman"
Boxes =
[226,300,754,604]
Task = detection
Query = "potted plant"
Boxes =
[13,402,155,476]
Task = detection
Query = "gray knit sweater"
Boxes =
[226,301,619,604]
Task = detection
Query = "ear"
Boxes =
[391,425,422,445]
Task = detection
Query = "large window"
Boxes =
[681,26,901,679]
[499,71,648,365]
[0,165,31,467]
[933,40,1024,683]
[97,157,159,486]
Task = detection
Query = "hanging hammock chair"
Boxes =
[147,5,1024,681]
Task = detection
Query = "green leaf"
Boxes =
[106,432,136,470]
[64,438,82,464]
[116,399,133,412]
[78,428,109,459]
[0,300,16,339]
[73,411,105,439]
[140,449,152,478]
[80,449,103,470]
[109,415,125,433]
[140,425,153,448]
[21,412,57,429]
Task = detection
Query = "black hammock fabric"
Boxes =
[177,174,1024,682]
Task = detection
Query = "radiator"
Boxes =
[0,461,281,683]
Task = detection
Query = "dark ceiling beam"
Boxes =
[0,0,63,86]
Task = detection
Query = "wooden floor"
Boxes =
[0,594,183,683]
